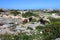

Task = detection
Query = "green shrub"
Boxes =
[0,33,33,40]
[10,10,21,16]
[35,19,60,40]
[27,27,33,30]
[22,12,38,18]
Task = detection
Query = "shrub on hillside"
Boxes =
[10,10,21,16]
[22,12,38,18]
[35,20,60,40]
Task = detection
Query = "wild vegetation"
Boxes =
[10,10,21,16]
[22,12,38,18]
[0,9,60,40]
[0,17,60,40]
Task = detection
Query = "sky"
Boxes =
[0,0,60,9]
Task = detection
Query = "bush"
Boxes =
[49,18,60,23]
[22,12,38,18]
[0,33,33,40]
[35,18,60,40]
[10,10,21,16]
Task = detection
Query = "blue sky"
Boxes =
[0,0,60,9]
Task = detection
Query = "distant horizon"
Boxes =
[0,0,60,10]
[0,8,60,10]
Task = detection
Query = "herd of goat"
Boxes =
[0,14,50,25]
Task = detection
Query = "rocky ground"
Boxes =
[0,13,60,40]
[0,17,44,35]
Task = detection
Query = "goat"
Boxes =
[39,16,50,24]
